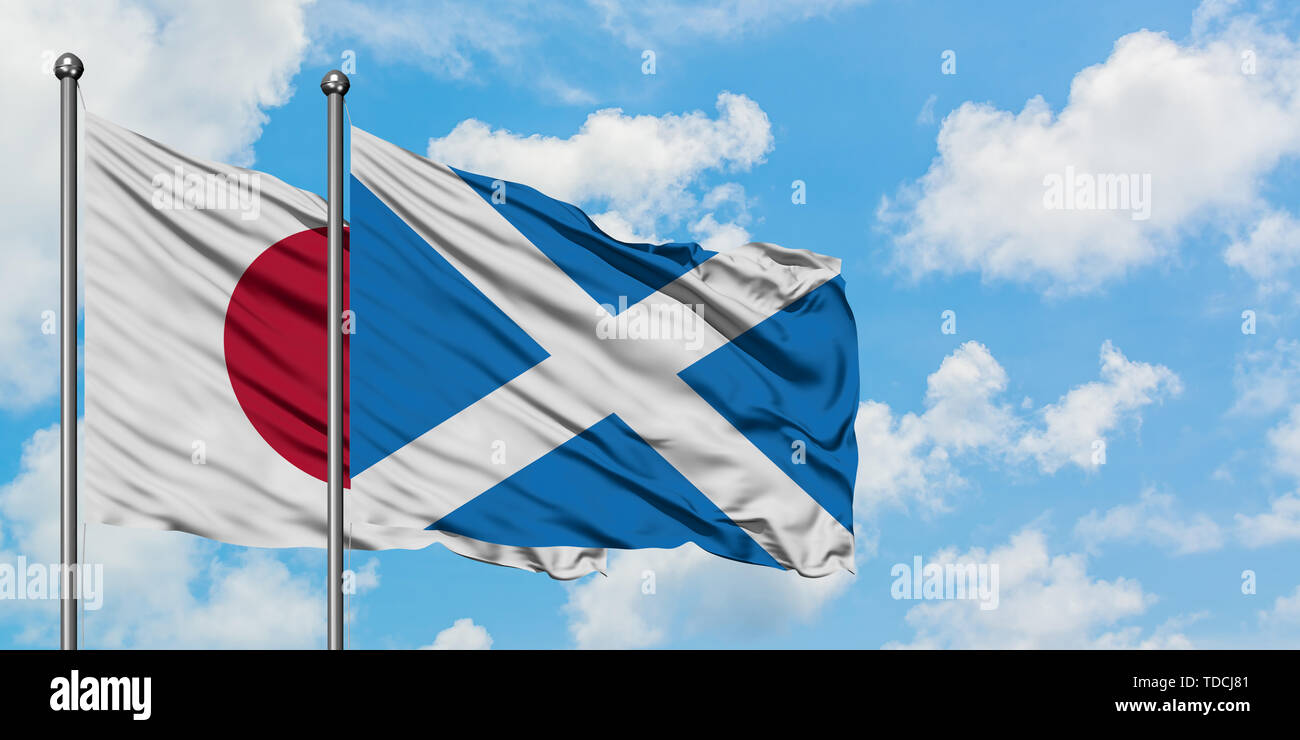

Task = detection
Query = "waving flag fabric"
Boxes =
[349,127,858,576]
[82,115,603,578]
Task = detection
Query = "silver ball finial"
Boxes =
[320,70,350,96]
[53,52,84,81]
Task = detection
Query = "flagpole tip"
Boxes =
[53,53,84,81]
[320,70,350,97]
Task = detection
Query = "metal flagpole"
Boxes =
[54,52,83,652]
[321,69,350,651]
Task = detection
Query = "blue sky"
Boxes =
[3,0,1300,648]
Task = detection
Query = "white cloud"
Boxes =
[1092,612,1202,650]
[350,557,381,593]
[587,211,662,245]
[0,424,326,648]
[879,10,1300,293]
[1224,210,1300,297]
[920,341,1018,452]
[886,529,1181,649]
[588,0,869,46]
[421,618,493,650]
[1231,339,1300,416]
[689,213,752,253]
[856,341,1180,517]
[1075,488,1224,555]
[690,183,754,250]
[142,551,323,649]
[853,399,959,516]
[1266,404,1300,479]
[1259,585,1300,627]
[916,93,938,126]
[1229,412,1300,546]
[855,342,1014,517]
[1015,341,1182,473]
[310,0,527,80]
[427,92,773,240]
[563,544,852,649]
[1235,492,1300,547]
[540,75,599,106]
[1,0,313,409]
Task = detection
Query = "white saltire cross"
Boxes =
[350,127,854,576]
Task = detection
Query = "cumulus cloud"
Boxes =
[853,341,1018,516]
[1228,409,1300,547]
[0,0,313,409]
[879,8,1300,293]
[856,341,1180,516]
[427,92,772,243]
[1224,210,1300,297]
[853,400,959,515]
[1075,488,1225,555]
[886,529,1183,649]
[1235,492,1300,547]
[1231,339,1300,416]
[138,551,323,649]
[0,424,326,648]
[690,212,754,253]
[1092,613,1201,650]
[1266,405,1300,479]
[1015,341,1182,473]
[919,341,1018,451]
[563,544,852,649]
[421,618,493,650]
[1259,585,1300,627]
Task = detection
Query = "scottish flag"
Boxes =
[349,127,858,577]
